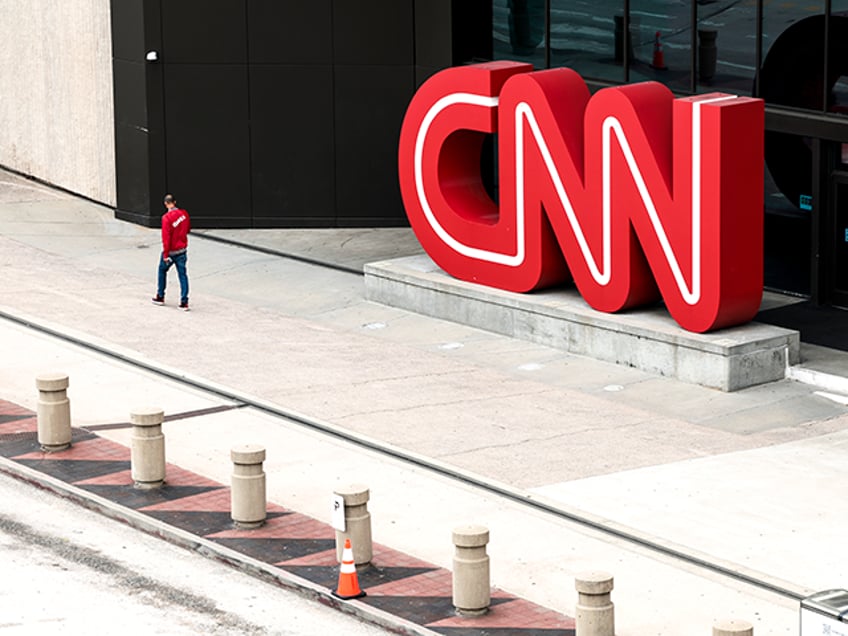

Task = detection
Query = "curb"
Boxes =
[0,454,438,636]
[787,365,848,396]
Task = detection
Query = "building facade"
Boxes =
[0,1,844,309]
[0,0,115,205]
[110,0,490,229]
[490,0,848,308]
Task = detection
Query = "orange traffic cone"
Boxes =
[333,538,366,599]
[651,31,668,70]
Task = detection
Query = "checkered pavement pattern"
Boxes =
[0,399,575,635]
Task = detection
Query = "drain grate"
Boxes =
[0,431,37,443]
[0,429,93,444]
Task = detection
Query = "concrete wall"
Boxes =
[0,0,115,205]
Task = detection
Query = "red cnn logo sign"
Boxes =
[398,62,764,333]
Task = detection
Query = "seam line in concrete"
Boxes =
[83,404,248,431]
[192,231,363,276]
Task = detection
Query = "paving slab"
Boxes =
[533,431,848,592]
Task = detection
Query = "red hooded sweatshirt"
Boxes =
[161,207,191,259]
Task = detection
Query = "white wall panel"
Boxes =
[0,0,115,204]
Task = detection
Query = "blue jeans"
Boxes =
[157,251,189,304]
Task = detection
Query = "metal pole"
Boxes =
[810,137,826,305]
[823,0,832,112]
[754,0,763,96]
[623,0,630,82]
[690,0,698,92]
[545,0,552,68]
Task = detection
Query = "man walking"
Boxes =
[151,194,191,310]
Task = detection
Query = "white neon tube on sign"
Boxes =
[414,93,520,265]
[414,90,736,304]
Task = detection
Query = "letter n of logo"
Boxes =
[398,62,764,333]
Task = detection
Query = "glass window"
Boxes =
[493,0,547,69]
[764,128,817,217]
[627,0,692,92]
[825,4,848,117]
[764,158,812,295]
[833,180,848,300]
[760,0,825,111]
[549,0,625,83]
[694,0,757,95]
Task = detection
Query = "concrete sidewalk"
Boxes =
[1,169,848,633]
[0,320,804,636]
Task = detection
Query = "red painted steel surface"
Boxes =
[398,62,764,333]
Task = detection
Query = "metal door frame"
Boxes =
[826,164,848,307]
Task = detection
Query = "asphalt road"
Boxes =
[0,471,388,636]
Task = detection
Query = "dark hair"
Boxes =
[164,194,176,205]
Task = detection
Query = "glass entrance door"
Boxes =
[831,177,848,307]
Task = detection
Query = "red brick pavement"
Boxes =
[0,399,576,635]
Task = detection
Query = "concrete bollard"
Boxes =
[36,373,72,452]
[575,571,615,636]
[230,444,267,528]
[713,619,753,636]
[130,407,166,489]
[334,484,373,566]
[452,524,490,616]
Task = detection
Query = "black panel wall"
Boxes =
[333,0,414,225]
[248,0,333,65]
[112,0,166,225]
[414,0,453,87]
[334,66,414,226]
[113,59,150,215]
[111,0,492,228]
[159,0,250,227]
[163,65,252,227]
[414,0,493,87]
[248,0,336,226]
[250,66,336,227]
[161,0,248,64]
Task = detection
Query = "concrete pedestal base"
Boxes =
[231,445,267,529]
[452,525,490,615]
[130,407,165,490]
[334,485,372,566]
[364,255,800,392]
